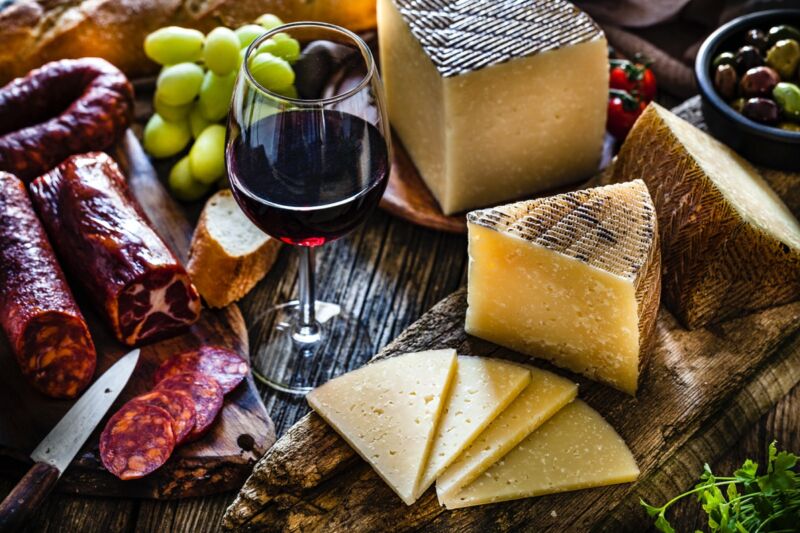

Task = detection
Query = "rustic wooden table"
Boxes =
[3,95,799,532]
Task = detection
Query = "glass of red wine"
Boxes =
[227,23,391,394]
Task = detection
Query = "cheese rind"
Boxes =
[415,356,531,498]
[436,367,577,500]
[306,349,457,505]
[441,400,639,509]
[465,181,661,395]
[612,102,800,328]
[378,0,608,215]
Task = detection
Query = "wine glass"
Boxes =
[226,22,391,394]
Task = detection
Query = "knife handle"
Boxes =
[0,461,59,532]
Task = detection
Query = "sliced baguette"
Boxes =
[188,190,281,308]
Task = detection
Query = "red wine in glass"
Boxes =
[227,109,390,247]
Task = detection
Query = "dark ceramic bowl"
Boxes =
[695,9,800,171]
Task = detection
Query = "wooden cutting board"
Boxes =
[0,131,276,499]
[221,98,800,531]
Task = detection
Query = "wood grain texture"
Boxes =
[0,462,59,532]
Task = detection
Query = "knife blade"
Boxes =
[0,348,140,532]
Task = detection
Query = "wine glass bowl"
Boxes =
[226,23,391,394]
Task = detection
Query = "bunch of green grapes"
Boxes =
[142,14,300,201]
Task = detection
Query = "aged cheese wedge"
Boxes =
[415,357,531,498]
[440,400,639,509]
[465,181,661,395]
[436,368,578,500]
[306,349,457,505]
[612,102,800,328]
[377,0,608,214]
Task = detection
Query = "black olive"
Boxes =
[742,97,780,124]
[735,45,764,74]
[767,25,800,47]
[739,66,780,97]
[745,29,769,53]
[714,64,738,100]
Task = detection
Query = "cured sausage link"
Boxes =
[0,172,96,398]
[30,153,201,346]
[0,58,133,181]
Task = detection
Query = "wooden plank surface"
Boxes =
[2,95,799,532]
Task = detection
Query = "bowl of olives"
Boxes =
[696,9,800,170]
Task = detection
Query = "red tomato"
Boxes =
[607,90,646,140]
[609,59,657,102]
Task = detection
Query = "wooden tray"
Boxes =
[220,97,800,531]
[0,131,276,499]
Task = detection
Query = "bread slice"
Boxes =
[188,190,281,308]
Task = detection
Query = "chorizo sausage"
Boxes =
[129,389,196,445]
[154,345,249,395]
[30,152,201,346]
[156,372,223,442]
[0,171,96,398]
[0,58,133,181]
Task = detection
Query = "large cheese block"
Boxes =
[440,400,639,509]
[465,181,661,395]
[377,0,608,215]
[415,356,531,498]
[306,349,457,505]
[612,103,800,328]
[436,367,577,500]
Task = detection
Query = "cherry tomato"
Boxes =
[609,59,657,102]
[607,89,646,140]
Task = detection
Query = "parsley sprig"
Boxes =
[641,442,799,532]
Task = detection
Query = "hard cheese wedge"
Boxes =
[306,349,457,505]
[415,356,531,498]
[436,368,578,500]
[378,0,608,214]
[440,400,639,509]
[465,181,661,395]
[612,102,800,328]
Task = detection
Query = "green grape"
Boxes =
[199,70,236,122]
[143,114,191,159]
[249,52,295,91]
[256,14,284,31]
[204,27,240,75]
[168,155,210,202]
[156,63,204,106]
[153,92,192,122]
[238,47,248,69]
[272,84,298,99]
[190,124,226,184]
[255,33,301,63]
[144,26,205,65]
[189,103,211,138]
[235,24,267,48]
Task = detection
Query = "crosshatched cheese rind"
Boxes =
[436,367,578,500]
[306,349,457,506]
[377,0,608,215]
[440,400,639,509]
[465,180,661,395]
[415,356,531,498]
[612,102,800,329]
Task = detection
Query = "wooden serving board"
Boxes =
[221,97,800,531]
[0,131,276,499]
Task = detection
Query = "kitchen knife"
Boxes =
[0,348,140,531]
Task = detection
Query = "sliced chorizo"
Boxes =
[129,389,196,445]
[156,372,223,442]
[154,346,249,395]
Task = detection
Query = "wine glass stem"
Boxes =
[294,246,321,344]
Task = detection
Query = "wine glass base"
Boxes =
[250,300,371,395]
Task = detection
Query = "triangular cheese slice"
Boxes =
[436,367,577,500]
[415,356,531,498]
[307,349,457,505]
[440,400,639,509]
[465,180,661,395]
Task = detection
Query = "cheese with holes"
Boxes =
[465,181,661,395]
[612,103,800,329]
[377,0,608,215]
[306,349,457,505]
[415,356,531,498]
[440,400,639,509]
[436,368,577,500]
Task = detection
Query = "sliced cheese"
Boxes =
[465,181,661,395]
[415,356,531,499]
[436,368,578,500]
[378,0,608,214]
[441,400,639,509]
[612,102,800,328]
[306,349,457,505]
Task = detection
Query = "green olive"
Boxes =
[778,121,800,132]
[731,97,746,112]
[765,39,800,79]
[712,51,736,69]
[767,25,800,47]
[773,81,800,120]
